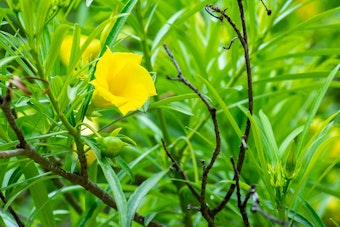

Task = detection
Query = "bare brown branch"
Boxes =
[0,92,164,227]
[206,2,254,218]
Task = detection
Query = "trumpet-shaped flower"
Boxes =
[91,48,157,115]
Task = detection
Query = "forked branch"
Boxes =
[206,2,254,218]
[163,43,222,226]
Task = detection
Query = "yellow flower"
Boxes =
[328,127,340,159]
[73,145,96,166]
[295,0,321,20]
[60,35,101,66]
[90,48,157,115]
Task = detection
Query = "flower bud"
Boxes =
[97,136,125,158]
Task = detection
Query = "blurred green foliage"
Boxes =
[0,0,340,226]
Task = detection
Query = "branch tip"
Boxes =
[260,0,272,16]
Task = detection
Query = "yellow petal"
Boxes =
[112,63,157,115]
[95,49,142,87]
[91,48,157,115]
[91,82,127,108]
[60,36,73,66]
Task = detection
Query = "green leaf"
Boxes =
[197,74,243,137]
[126,170,167,227]
[45,24,69,76]
[0,56,18,68]
[262,7,340,52]
[6,164,56,227]
[267,49,340,62]
[157,102,194,116]
[259,110,279,162]
[151,0,210,51]
[0,215,7,227]
[36,0,53,40]
[299,111,340,164]
[86,0,94,7]
[254,72,340,84]
[289,114,339,212]
[98,157,127,226]
[0,33,34,76]
[247,112,265,167]
[297,197,326,227]
[117,144,161,179]
[150,93,198,108]
[116,156,134,182]
[101,0,138,53]
[296,64,340,157]
[289,209,314,227]
[278,126,303,157]
[84,137,128,226]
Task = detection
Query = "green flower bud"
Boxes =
[98,136,125,158]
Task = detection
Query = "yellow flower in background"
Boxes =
[328,127,340,160]
[73,146,96,167]
[60,35,101,66]
[91,48,157,115]
[295,0,321,20]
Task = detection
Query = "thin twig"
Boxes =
[205,2,255,218]
[161,139,200,201]
[249,188,289,226]
[223,37,238,50]
[231,157,250,226]
[0,149,26,158]
[205,4,246,48]
[242,184,256,208]
[163,43,222,226]
[260,0,272,16]
[235,0,253,173]
[0,191,25,227]
[0,89,26,148]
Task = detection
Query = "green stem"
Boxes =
[48,92,88,177]
[31,48,88,178]
[77,122,101,138]
[136,2,152,71]
[135,2,171,144]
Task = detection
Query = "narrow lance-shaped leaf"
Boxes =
[126,170,168,227]
[296,64,340,158]
[84,137,128,226]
